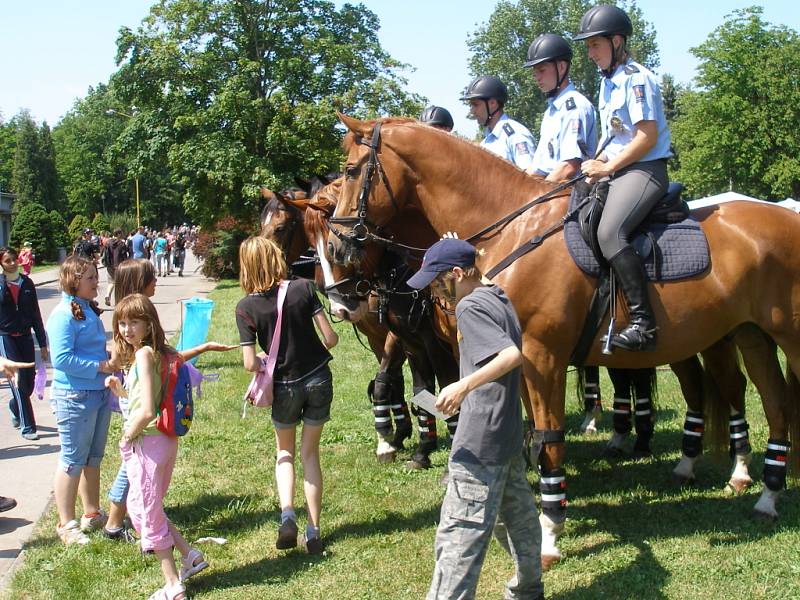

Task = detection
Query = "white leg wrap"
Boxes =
[673,454,698,480]
[607,431,627,451]
[539,512,564,559]
[753,487,781,519]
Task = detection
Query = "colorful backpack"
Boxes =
[156,353,194,437]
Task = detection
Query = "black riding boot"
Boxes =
[608,247,657,351]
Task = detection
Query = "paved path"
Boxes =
[0,253,217,590]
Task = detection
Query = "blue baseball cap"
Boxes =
[407,238,476,290]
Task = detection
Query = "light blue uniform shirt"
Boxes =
[481,114,536,171]
[46,293,108,390]
[599,59,672,162]
[531,82,597,176]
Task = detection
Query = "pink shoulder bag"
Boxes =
[242,280,289,417]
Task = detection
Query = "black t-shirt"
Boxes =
[235,279,331,383]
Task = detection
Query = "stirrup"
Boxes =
[608,323,657,351]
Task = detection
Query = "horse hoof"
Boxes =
[376,451,396,464]
[541,553,561,572]
[632,448,653,461]
[603,446,625,459]
[404,457,432,471]
[724,478,753,496]
[582,424,598,435]
[672,473,695,487]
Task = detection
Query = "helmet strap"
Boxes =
[546,61,570,99]
[601,36,627,78]
[484,99,501,128]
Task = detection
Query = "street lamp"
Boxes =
[105,108,141,227]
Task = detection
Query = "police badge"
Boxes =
[610,116,624,132]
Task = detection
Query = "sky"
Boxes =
[1,1,798,137]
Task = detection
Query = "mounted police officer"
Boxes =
[419,105,455,132]
[575,5,672,352]
[525,33,597,182]
[461,76,536,171]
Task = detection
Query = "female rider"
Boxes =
[575,4,672,352]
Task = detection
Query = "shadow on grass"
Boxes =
[167,493,277,537]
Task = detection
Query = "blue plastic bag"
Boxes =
[177,297,215,365]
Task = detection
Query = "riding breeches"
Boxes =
[597,159,668,260]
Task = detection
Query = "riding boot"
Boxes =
[608,247,657,351]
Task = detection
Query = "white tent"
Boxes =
[687,192,800,213]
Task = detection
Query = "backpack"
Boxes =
[74,240,96,259]
[156,353,194,437]
[109,240,130,268]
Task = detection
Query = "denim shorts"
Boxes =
[52,387,112,477]
[272,366,333,429]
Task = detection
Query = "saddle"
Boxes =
[565,180,710,365]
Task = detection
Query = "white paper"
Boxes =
[409,389,454,421]
[194,536,228,545]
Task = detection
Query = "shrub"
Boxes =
[107,212,138,236]
[10,202,54,260]
[192,216,255,279]
[68,214,92,247]
[48,211,70,252]
[91,212,109,234]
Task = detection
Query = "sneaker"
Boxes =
[22,432,40,441]
[0,496,17,512]
[103,526,137,543]
[276,518,298,549]
[179,548,209,581]
[305,536,324,555]
[57,520,90,545]
[80,510,108,533]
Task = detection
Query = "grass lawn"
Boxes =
[6,280,800,599]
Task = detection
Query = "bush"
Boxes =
[107,212,138,236]
[91,212,109,234]
[11,203,55,260]
[192,216,255,279]
[68,214,91,247]
[48,211,70,252]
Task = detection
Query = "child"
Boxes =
[106,294,208,600]
[406,237,544,600]
[236,237,338,554]
[17,242,34,276]
[103,258,235,544]
[0,246,48,441]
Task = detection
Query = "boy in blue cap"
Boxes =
[408,237,544,600]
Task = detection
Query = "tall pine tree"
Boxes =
[37,122,61,211]
[11,112,41,212]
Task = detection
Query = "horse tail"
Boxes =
[574,366,587,410]
[786,366,800,475]
[702,362,730,459]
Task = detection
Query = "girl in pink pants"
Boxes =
[106,294,208,600]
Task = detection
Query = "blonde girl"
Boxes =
[106,294,207,600]
[236,237,338,554]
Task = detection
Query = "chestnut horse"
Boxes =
[326,116,800,566]
[260,181,460,467]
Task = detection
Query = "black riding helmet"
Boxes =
[524,34,573,98]
[574,5,632,77]
[419,105,455,131]
[461,76,508,127]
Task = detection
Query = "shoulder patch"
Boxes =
[633,85,645,103]
[502,123,515,136]
[515,141,530,156]
[565,97,576,111]
[624,64,640,75]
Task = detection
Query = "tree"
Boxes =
[91,212,110,233]
[11,112,42,211]
[0,115,15,192]
[111,0,425,225]
[671,7,800,199]
[37,122,62,211]
[10,203,54,260]
[467,0,659,135]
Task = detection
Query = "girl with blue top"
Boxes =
[576,4,672,352]
[46,255,116,545]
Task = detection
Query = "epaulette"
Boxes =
[565,97,576,111]
[624,64,639,75]
[503,123,515,136]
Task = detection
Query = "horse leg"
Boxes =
[734,325,788,520]
[631,367,656,459]
[605,368,633,457]
[521,344,568,571]
[405,354,438,470]
[580,366,602,434]
[701,339,752,495]
[369,334,406,463]
[669,356,705,485]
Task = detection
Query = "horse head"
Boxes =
[259,187,310,264]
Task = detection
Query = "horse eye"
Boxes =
[345,165,359,179]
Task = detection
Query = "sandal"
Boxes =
[179,548,208,582]
[148,581,186,600]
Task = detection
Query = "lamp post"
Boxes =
[105,108,141,227]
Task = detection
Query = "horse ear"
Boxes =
[260,187,275,200]
[338,112,370,136]
[284,197,311,211]
[294,177,311,193]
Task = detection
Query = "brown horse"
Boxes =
[327,115,800,565]
[260,181,460,467]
